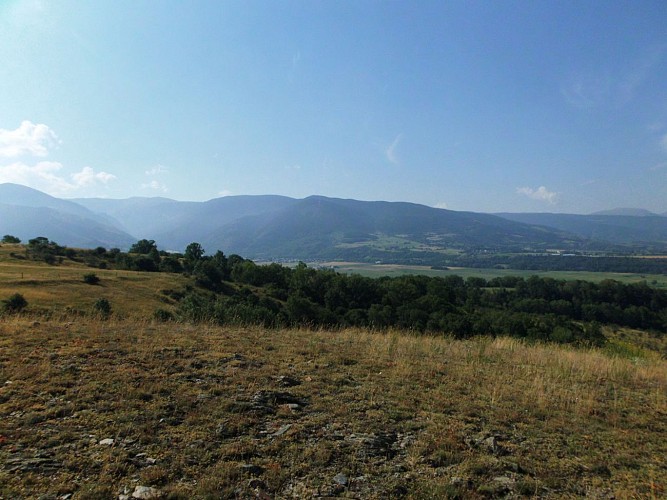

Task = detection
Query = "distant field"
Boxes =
[324,262,667,288]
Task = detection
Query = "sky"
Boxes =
[1,0,666,214]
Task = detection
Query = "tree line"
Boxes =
[6,236,667,344]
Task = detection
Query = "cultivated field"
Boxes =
[325,262,667,288]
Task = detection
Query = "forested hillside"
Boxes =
[5,238,667,346]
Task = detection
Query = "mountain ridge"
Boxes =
[2,183,667,257]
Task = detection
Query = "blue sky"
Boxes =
[1,0,666,213]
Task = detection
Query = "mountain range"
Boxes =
[1,183,667,260]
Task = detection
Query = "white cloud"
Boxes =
[218,189,233,197]
[0,121,59,158]
[72,166,116,187]
[141,180,168,193]
[434,202,448,209]
[386,134,402,165]
[516,186,558,204]
[145,164,168,176]
[0,120,115,195]
[0,161,115,195]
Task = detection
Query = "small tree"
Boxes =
[83,273,100,285]
[129,239,158,254]
[1,235,20,244]
[185,242,205,262]
[93,298,112,319]
[3,293,28,313]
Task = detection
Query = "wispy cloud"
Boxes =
[650,161,667,171]
[434,202,448,209]
[145,164,168,176]
[0,161,115,195]
[142,164,168,192]
[0,121,59,158]
[292,51,301,69]
[561,73,611,109]
[0,121,115,195]
[661,133,667,153]
[386,134,402,165]
[218,189,233,197]
[516,186,558,204]
[562,45,665,109]
[141,180,168,193]
[618,45,665,104]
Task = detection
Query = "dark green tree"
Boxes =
[129,239,158,254]
[1,235,20,243]
[2,293,28,313]
[185,242,205,262]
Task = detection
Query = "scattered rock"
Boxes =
[483,436,499,453]
[276,375,301,387]
[240,463,264,476]
[132,485,162,499]
[333,473,349,486]
[346,432,398,459]
[99,438,114,446]
[272,424,292,437]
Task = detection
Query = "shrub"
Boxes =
[1,235,20,244]
[83,273,101,285]
[2,293,28,313]
[153,308,175,322]
[93,298,112,319]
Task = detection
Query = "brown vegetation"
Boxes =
[1,318,665,498]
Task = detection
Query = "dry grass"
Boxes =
[1,318,665,498]
[0,245,188,318]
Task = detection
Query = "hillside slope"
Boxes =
[496,212,667,247]
[0,203,136,249]
[205,196,583,259]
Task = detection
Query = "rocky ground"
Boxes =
[1,319,665,498]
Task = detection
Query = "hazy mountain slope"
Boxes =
[71,197,200,239]
[206,196,583,259]
[0,183,115,226]
[151,195,298,250]
[74,195,297,249]
[590,208,658,217]
[0,203,136,249]
[496,212,667,245]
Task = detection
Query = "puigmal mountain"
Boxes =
[2,183,667,257]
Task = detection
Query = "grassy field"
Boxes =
[1,319,665,498]
[0,245,666,497]
[325,261,667,288]
[0,244,188,318]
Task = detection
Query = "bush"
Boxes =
[153,308,175,322]
[2,293,28,313]
[93,298,112,319]
[83,273,100,285]
[1,235,20,244]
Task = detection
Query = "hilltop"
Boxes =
[0,240,666,497]
[1,319,665,498]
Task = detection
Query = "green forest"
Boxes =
[10,237,667,347]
